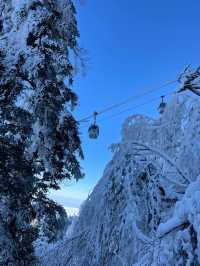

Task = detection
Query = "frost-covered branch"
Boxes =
[157,217,189,238]
[178,66,200,96]
[131,142,190,183]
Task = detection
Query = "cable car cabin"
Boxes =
[158,102,166,114]
[158,96,166,114]
[88,124,99,139]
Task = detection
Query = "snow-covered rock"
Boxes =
[38,93,200,265]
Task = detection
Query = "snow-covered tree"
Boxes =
[178,65,200,96]
[34,198,69,244]
[39,92,200,266]
[0,0,83,265]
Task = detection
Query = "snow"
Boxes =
[158,174,200,236]
[15,87,34,113]
[65,207,79,217]
[36,93,200,265]
[157,216,183,237]
[1,1,200,264]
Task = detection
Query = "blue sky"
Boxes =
[50,0,200,208]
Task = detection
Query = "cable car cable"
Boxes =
[98,90,175,123]
[78,79,178,123]
[79,90,175,127]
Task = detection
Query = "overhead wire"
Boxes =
[98,90,176,123]
[80,90,176,129]
[78,79,178,123]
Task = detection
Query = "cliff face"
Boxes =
[40,93,200,266]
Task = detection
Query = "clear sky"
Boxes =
[50,0,200,208]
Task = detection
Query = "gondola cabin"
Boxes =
[88,111,99,139]
[158,96,166,114]
[88,124,99,139]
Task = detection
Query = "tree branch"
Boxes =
[131,141,190,184]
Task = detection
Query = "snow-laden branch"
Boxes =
[131,142,190,184]
[125,174,153,245]
[178,65,200,96]
[188,87,200,97]
[157,218,189,238]
[164,175,187,188]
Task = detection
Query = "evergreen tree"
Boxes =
[34,198,69,244]
[0,0,83,265]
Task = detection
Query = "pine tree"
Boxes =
[0,0,83,265]
[34,198,69,243]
